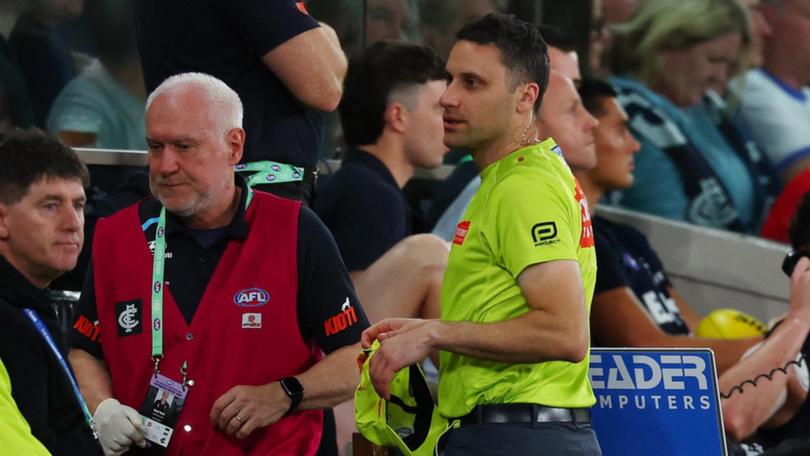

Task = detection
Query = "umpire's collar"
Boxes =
[162,175,250,241]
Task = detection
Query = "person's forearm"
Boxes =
[296,343,361,410]
[719,317,810,440]
[651,334,762,375]
[318,22,348,83]
[431,311,589,364]
[69,349,113,413]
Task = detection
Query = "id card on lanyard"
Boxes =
[140,189,253,447]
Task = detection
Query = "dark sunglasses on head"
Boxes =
[782,251,810,277]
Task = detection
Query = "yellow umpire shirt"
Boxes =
[0,357,51,455]
[438,139,597,418]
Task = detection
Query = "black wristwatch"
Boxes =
[279,377,304,416]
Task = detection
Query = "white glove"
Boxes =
[93,398,147,456]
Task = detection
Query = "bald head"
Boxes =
[548,46,581,82]
[537,71,598,171]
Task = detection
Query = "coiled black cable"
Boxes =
[721,354,807,399]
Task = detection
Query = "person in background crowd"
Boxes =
[135,0,347,203]
[737,0,810,186]
[9,0,82,127]
[609,0,778,233]
[47,0,146,150]
[0,129,100,455]
[68,73,368,456]
[739,0,810,244]
[418,0,503,59]
[575,79,762,375]
[316,41,449,325]
[314,40,451,454]
[721,193,810,453]
[0,0,36,128]
[601,0,641,24]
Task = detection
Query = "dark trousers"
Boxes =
[443,422,602,456]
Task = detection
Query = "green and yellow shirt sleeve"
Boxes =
[487,171,580,279]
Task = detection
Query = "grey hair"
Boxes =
[145,72,243,131]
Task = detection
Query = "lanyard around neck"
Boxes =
[22,308,97,438]
[150,189,253,361]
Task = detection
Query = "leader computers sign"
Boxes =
[589,348,727,456]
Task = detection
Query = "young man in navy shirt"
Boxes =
[315,41,450,325]
[574,79,761,374]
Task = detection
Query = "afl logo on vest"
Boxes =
[233,288,270,307]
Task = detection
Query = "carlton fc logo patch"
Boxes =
[233,288,270,307]
[116,299,143,337]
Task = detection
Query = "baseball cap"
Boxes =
[354,341,449,456]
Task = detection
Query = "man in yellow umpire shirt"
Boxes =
[361,13,600,455]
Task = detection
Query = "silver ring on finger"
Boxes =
[234,415,243,424]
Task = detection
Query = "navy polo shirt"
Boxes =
[134,0,323,167]
[593,215,690,338]
[314,148,411,271]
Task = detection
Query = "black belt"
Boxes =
[458,403,591,426]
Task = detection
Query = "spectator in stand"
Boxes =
[737,0,810,186]
[418,0,503,59]
[315,41,450,325]
[609,0,777,233]
[0,83,13,132]
[135,0,347,203]
[761,180,810,244]
[9,0,82,127]
[0,0,35,128]
[721,193,810,452]
[601,0,641,24]
[47,0,145,150]
[575,79,762,375]
[314,40,451,456]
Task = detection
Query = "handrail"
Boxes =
[73,148,455,179]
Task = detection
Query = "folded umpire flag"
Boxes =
[355,340,450,456]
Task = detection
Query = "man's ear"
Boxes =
[383,102,408,135]
[517,82,540,114]
[0,204,9,240]
[225,128,245,165]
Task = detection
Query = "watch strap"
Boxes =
[279,377,304,416]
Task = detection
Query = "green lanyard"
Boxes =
[150,189,254,370]
[235,160,305,188]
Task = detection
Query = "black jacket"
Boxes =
[0,255,100,455]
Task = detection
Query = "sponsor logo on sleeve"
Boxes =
[575,179,594,248]
[324,297,359,336]
[453,220,471,246]
[296,1,309,15]
[233,288,270,307]
[532,222,560,246]
[116,299,143,337]
[73,315,101,343]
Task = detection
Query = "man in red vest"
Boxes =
[68,72,369,456]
